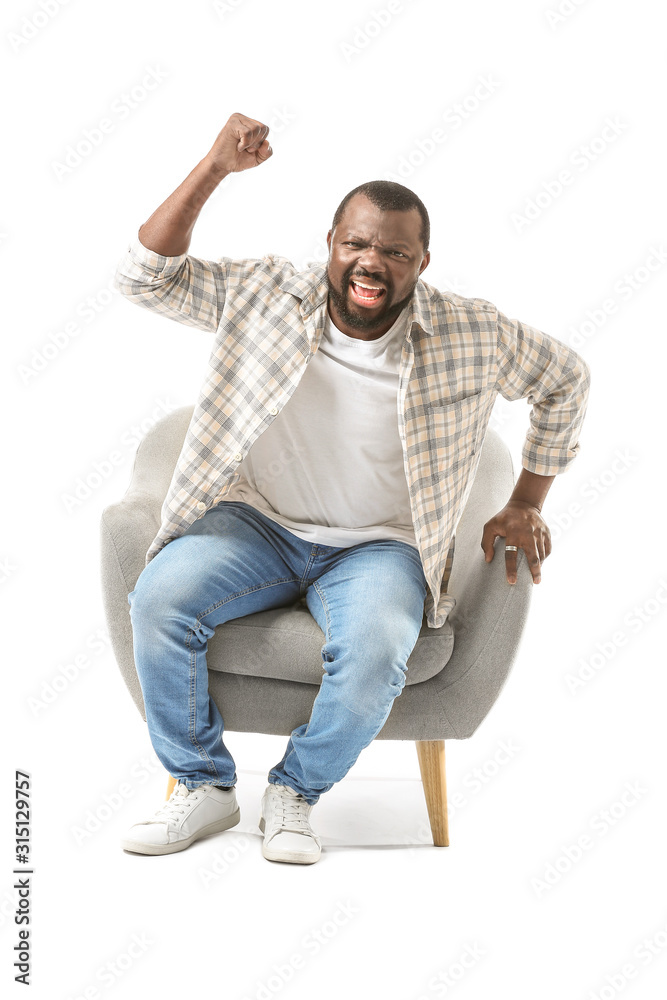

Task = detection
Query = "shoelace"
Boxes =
[273,789,313,835]
[145,784,197,826]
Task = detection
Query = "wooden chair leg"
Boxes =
[166,775,177,800]
[415,740,450,847]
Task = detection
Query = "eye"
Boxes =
[342,241,407,256]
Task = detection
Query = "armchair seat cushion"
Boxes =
[205,599,454,686]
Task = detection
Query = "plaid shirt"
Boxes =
[114,236,591,629]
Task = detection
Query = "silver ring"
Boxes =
[505,545,519,552]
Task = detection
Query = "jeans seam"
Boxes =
[194,578,299,624]
[185,629,219,777]
[299,548,319,593]
[312,579,333,645]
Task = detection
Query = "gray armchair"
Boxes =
[100,405,533,847]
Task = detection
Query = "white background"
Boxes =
[2,1,666,998]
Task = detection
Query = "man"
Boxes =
[114,112,590,865]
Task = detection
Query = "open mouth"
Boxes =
[349,278,386,306]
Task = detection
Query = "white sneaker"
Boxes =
[259,783,322,864]
[121,782,240,856]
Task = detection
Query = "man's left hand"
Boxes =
[481,500,552,584]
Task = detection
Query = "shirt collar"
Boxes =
[279,262,437,338]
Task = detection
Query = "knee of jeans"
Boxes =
[325,648,408,716]
[128,587,214,646]
[127,584,173,626]
[340,670,406,718]
[324,627,416,670]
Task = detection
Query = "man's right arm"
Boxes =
[113,113,273,333]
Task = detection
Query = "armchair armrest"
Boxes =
[431,543,533,736]
[100,489,160,720]
[426,427,534,736]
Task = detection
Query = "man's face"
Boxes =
[325,194,430,340]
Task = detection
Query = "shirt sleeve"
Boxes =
[113,233,231,334]
[494,307,592,476]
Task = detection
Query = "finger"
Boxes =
[254,138,273,162]
[481,522,502,562]
[233,113,267,136]
[538,529,552,562]
[515,533,543,583]
[504,543,518,584]
[236,123,268,152]
[526,545,542,583]
[243,124,270,152]
[237,129,260,152]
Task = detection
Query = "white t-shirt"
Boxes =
[219,304,418,550]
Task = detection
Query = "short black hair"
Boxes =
[331,180,430,253]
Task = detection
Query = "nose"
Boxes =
[355,244,387,276]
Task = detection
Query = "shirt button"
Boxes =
[234,452,243,461]
[196,501,206,510]
[269,407,278,416]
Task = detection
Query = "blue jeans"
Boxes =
[127,501,428,805]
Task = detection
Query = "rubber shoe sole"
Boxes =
[258,815,321,865]
[122,806,241,856]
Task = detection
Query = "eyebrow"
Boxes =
[342,234,413,250]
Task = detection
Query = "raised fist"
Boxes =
[206,112,273,174]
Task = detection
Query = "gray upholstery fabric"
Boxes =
[100,406,532,741]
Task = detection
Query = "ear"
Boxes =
[326,229,332,251]
[418,250,430,276]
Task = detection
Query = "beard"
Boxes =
[325,263,418,334]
